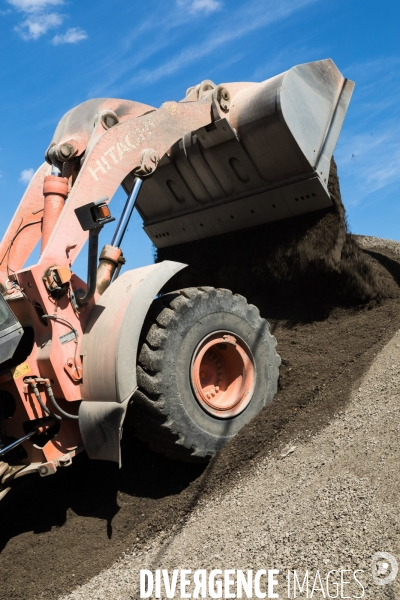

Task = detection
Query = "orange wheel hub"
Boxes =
[190,331,256,418]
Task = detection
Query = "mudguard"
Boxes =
[78,260,186,463]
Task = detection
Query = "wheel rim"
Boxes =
[190,331,256,418]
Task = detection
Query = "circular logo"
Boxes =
[372,552,398,585]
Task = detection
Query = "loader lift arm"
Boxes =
[0,91,224,282]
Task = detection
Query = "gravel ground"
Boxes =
[59,325,400,599]
[357,235,400,257]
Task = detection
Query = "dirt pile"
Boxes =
[157,159,383,314]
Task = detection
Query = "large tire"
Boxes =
[131,287,280,462]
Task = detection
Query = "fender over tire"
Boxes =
[79,260,186,463]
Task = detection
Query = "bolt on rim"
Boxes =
[190,331,256,418]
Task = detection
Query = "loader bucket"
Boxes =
[135,59,354,247]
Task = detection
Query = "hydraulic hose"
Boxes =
[44,381,79,420]
[30,380,62,421]
[28,379,79,421]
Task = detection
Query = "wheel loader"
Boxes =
[0,59,354,500]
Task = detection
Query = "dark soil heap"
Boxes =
[157,159,382,318]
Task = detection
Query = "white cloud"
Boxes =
[19,168,35,184]
[7,0,63,11]
[178,0,221,14]
[17,12,62,40]
[52,26,87,45]
[6,0,87,42]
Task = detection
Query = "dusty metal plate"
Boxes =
[145,176,332,248]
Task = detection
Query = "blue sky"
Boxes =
[0,0,399,277]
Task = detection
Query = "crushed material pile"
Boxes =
[157,159,383,316]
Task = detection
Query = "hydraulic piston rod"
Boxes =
[111,178,143,248]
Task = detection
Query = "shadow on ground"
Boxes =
[0,430,205,551]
